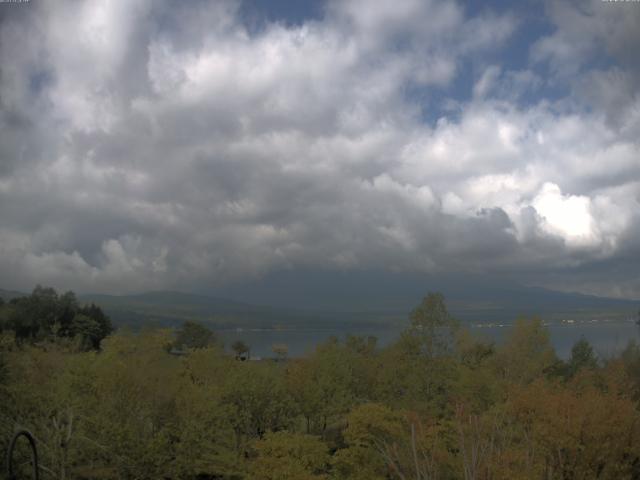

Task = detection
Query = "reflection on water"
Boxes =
[217,320,640,359]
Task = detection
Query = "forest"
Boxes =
[2,287,640,479]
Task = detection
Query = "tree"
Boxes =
[248,431,329,480]
[345,334,377,356]
[456,328,495,369]
[333,403,404,480]
[453,335,501,414]
[454,406,503,480]
[287,340,357,433]
[5,287,112,350]
[508,379,640,479]
[170,372,239,478]
[0,298,7,334]
[272,343,289,361]
[174,321,216,350]
[88,330,183,478]
[76,302,112,349]
[70,314,102,351]
[55,291,79,338]
[566,337,598,378]
[8,285,59,342]
[336,403,455,480]
[493,317,556,384]
[232,339,250,360]
[621,340,640,401]
[409,292,458,358]
[221,362,296,455]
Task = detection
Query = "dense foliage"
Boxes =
[0,286,113,351]
[2,291,640,479]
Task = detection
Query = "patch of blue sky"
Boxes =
[411,0,567,123]
[235,0,621,124]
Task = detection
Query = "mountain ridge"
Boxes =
[3,283,638,330]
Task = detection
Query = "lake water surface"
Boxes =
[218,319,640,360]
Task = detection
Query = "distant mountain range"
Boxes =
[0,289,26,302]
[207,270,640,317]
[207,269,640,325]
[2,276,639,330]
[78,291,363,330]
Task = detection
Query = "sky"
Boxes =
[0,0,639,300]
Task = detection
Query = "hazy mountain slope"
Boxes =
[210,270,640,323]
[4,275,638,330]
[79,291,372,330]
[0,288,26,302]
[80,286,640,331]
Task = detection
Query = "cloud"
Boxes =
[531,0,640,75]
[0,0,638,298]
[532,183,595,246]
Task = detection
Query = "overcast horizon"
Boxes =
[1,0,639,300]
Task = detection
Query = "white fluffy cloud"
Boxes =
[0,0,639,297]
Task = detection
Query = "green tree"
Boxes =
[222,362,296,452]
[566,336,598,378]
[287,340,357,433]
[375,330,460,416]
[8,285,59,342]
[70,314,102,351]
[248,431,329,480]
[0,298,8,333]
[345,334,377,356]
[0,343,101,479]
[55,291,79,338]
[87,330,181,478]
[5,287,111,350]
[232,339,250,360]
[170,379,239,478]
[333,403,404,480]
[493,317,557,384]
[174,320,216,350]
[76,302,112,349]
[409,292,458,358]
[621,340,640,400]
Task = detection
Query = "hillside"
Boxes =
[0,288,26,302]
[81,285,639,331]
[211,270,640,324]
[78,291,373,330]
[3,281,638,330]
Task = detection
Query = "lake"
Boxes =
[218,319,640,359]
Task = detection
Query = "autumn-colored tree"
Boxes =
[248,431,329,480]
[507,379,640,479]
[333,403,404,479]
[492,317,557,384]
[2,288,640,480]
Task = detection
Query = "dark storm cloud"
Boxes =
[0,0,638,298]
